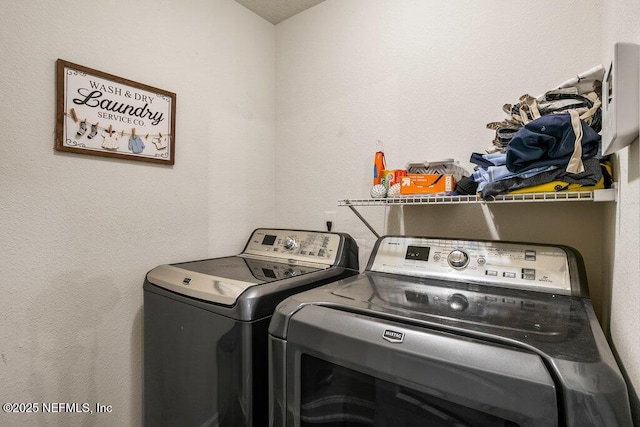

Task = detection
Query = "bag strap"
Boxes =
[579,92,601,122]
[566,110,585,174]
[530,99,541,119]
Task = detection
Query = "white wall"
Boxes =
[0,1,275,426]
[276,0,638,423]
[602,0,640,422]
[2,0,639,425]
[275,0,607,306]
[277,0,640,422]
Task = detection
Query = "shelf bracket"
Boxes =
[344,200,380,238]
[592,186,618,202]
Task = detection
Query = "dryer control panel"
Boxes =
[242,228,343,266]
[369,236,574,295]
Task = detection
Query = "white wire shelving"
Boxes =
[339,188,616,207]
[338,188,617,237]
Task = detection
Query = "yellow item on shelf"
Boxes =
[509,161,612,194]
[509,178,604,194]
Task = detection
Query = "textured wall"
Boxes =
[275,0,607,310]
[0,1,275,426]
[276,0,640,423]
[602,0,640,423]
[2,0,638,425]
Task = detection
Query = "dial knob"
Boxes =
[284,268,297,278]
[447,293,469,311]
[447,249,469,269]
[283,237,298,250]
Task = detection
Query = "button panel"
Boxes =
[243,229,342,266]
[370,236,573,295]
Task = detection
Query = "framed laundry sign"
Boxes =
[55,59,176,165]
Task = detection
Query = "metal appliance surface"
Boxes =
[143,228,359,427]
[269,235,632,426]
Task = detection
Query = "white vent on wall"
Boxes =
[602,42,640,155]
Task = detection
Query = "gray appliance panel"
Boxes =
[268,235,632,427]
[145,228,358,308]
[173,256,324,282]
[144,228,360,427]
[270,281,632,426]
[147,256,326,306]
[144,287,269,427]
[270,272,597,357]
[283,304,558,426]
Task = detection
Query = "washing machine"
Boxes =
[269,235,632,426]
[143,228,359,427]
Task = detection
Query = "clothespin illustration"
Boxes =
[108,124,113,134]
[145,133,149,139]
[70,108,78,122]
[132,128,136,138]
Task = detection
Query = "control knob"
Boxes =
[447,293,469,311]
[283,237,298,250]
[447,249,469,269]
[284,268,297,278]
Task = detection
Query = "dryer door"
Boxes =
[282,305,558,426]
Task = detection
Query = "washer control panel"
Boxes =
[243,228,342,266]
[370,236,573,295]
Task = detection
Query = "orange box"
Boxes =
[400,174,456,195]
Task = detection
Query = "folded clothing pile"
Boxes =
[458,65,612,199]
[468,112,611,200]
[485,65,604,154]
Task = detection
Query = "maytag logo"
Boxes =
[383,329,404,343]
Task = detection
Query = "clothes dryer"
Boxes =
[269,235,632,426]
[143,228,359,427]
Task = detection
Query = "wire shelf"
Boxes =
[339,189,616,207]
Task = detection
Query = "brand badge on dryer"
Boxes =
[383,329,404,343]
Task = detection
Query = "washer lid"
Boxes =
[271,271,597,361]
[147,256,326,305]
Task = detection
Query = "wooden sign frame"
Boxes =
[55,59,176,165]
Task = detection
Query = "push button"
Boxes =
[521,268,536,280]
